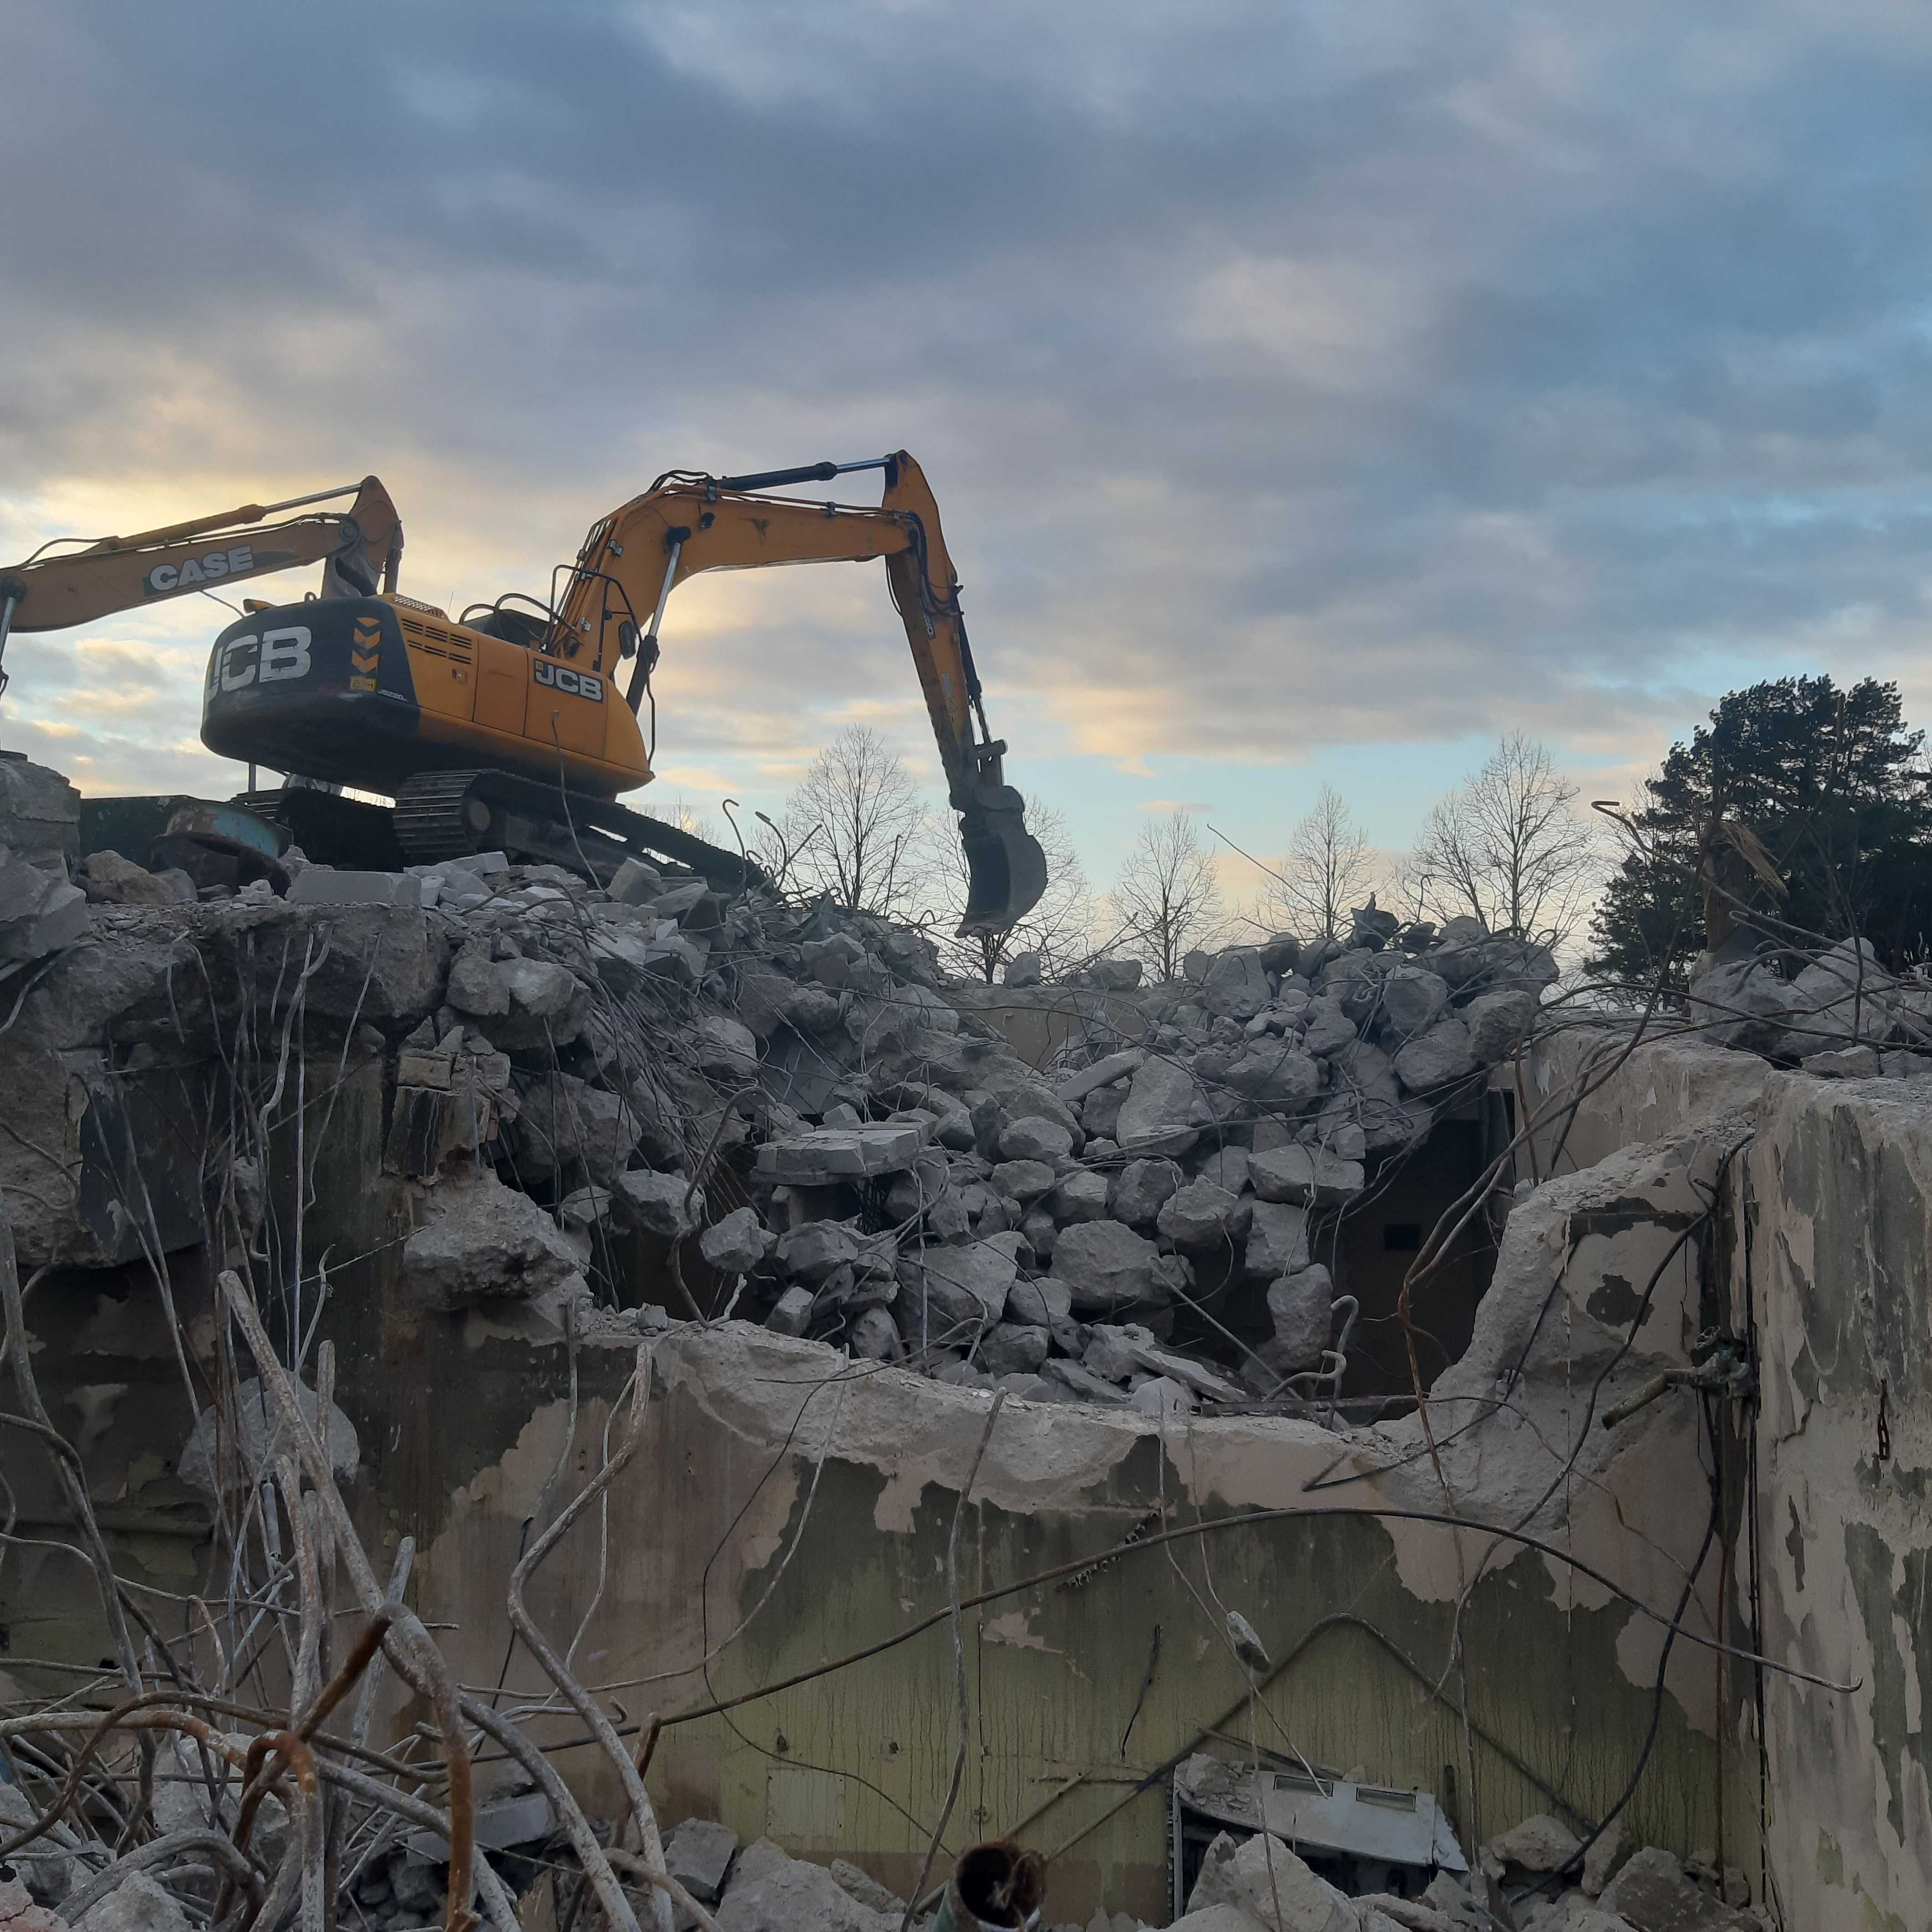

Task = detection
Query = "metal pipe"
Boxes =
[626,539,682,716]
[0,587,18,695]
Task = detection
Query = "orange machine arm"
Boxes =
[0,477,403,690]
[552,451,1046,932]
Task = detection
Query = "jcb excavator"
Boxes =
[0,456,1047,932]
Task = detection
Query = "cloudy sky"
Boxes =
[6,0,1932,904]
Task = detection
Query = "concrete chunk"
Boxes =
[665,1818,738,1904]
[1392,1017,1478,1091]
[998,1114,1074,1162]
[1599,1846,1756,1929]
[1109,1156,1182,1226]
[0,848,88,960]
[1202,946,1271,1019]
[1157,1179,1253,1249]
[402,1168,583,1311]
[1249,1143,1364,1206]
[1057,1047,1146,1104]
[755,1124,922,1184]
[1266,1264,1333,1370]
[1187,1829,1357,1932]
[1051,1218,1161,1314]
[289,867,423,907]
[1244,1200,1311,1280]
[1116,1055,1200,1156]
[700,1206,776,1274]
[607,856,665,904]
[766,1285,816,1336]
[615,1168,704,1240]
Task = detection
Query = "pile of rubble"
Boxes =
[1686,930,1932,1076]
[1167,1814,1768,1930]
[1,1777,1765,1932]
[0,758,1569,1415]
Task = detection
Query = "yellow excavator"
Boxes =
[0,456,1047,932]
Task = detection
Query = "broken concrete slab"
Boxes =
[766,1285,816,1336]
[754,1124,923,1184]
[1490,1814,1581,1873]
[290,867,424,908]
[979,1321,1050,1375]
[1221,1039,1322,1108]
[1799,1043,1882,1079]
[1057,1047,1145,1104]
[695,1013,760,1079]
[406,1790,553,1860]
[76,1871,193,1932]
[992,1156,1057,1203]
[1005,1275,1073,1326]
[1465,987,1539,1062]
[1051,1169,1112,1224]
[511,1072,641,1188]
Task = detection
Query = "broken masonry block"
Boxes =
[754,1124,923,1185]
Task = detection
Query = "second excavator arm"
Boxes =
[553,450,1047,935]
[0,477,403,694]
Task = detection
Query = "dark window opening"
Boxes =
[1383,1223,1423,1253]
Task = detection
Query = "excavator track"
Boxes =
[391,768,763,890]
[238,770,761,891]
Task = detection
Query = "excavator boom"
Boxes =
[0,477,402,689]
[557,451,1047,934]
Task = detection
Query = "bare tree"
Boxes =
[1108,811,1226,981]
[649,794,720,846]
[770,724,931,918]
[1259,784,1378,941]
[1409,733,1599,946]
[928,801,1096,982]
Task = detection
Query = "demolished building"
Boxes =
[0,752,1924,1931]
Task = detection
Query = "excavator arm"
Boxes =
[555,451,1047,934]
[0,477,403,692]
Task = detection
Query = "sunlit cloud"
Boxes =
[4,0,1930,895]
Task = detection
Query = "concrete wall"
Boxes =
[20,1007,1922,1922]
[1732,1077,1932,1929]
[5,1105,1737,1924]
[1526,1023,1932,1921]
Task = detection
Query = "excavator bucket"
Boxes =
[956,785,1049,937]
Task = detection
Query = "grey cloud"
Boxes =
[7,0,1932,802]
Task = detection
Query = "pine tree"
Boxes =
[1588,676,1932,989]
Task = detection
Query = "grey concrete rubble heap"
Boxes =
[0,754,1576,1413]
